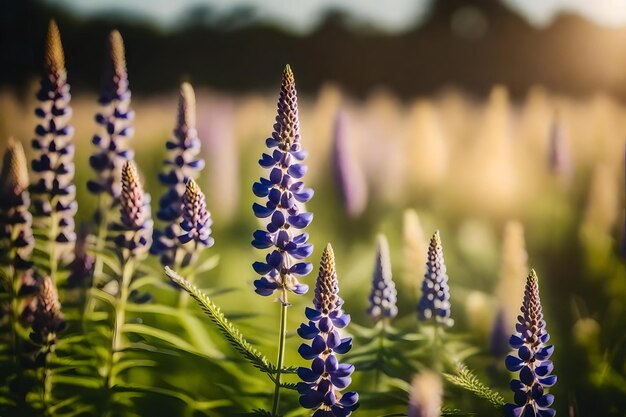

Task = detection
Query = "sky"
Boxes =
[42,0,626,32]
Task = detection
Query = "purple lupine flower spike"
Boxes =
[548,115,572,185]
[179,179,214,249]
[66,225,95,289]
[88,30,135,203]
[0,138,33,269]
[417,231,453,327]
[504,270,556,417]
[30,275,66,346]
[252,65,314,299]
[30,20,77,254]
[332,111,367,218]
[297,244,358,417]
[151,83,205,266]
[115,161,153,259]
[367,234,398,321]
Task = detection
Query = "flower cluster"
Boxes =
[152,83,205,266]
[66,226,95,289]
[367,234,398,321]
[114,161,153,259]
[296,244,358,417]
[332,111,367,218]
[417,231,453,327]
[87,30,135,205]
[504,270,556,417]
[0,139,33,269]
[30,20,77,255]
[179,179,214,250]
[251,65,314,298]
[407,371,443,417]
[30,275,66,346]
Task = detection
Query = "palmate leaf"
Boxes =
[443,363,505,408]
[164,267,275,378]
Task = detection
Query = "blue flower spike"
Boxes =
[504,270,556,417]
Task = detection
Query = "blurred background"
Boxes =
[0,0,625,416]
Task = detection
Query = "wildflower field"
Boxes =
[0,19,625,417]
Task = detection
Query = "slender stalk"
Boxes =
[92,198,110,288]
[374,319,387,390]
[431,324,442,372]
[271,287,288,416]
[49,211,59,280]
[107,253,134,389]
[41,345,52,415]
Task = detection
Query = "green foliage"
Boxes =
[164,266,277,379]
[443,363,506,408]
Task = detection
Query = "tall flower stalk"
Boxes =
[0,138,34,393]
[106,161,152,388]
[366,234,398,389]
[417,230,453,327]
[251,65,314,414]
[367,234,398,323]
[176,179,214,308]
[30,20,76,279]
[297,244,358,417]
[407,371,443,417]
[0,139,33,271]
[332,111,367,218]
[30,275,66,412]
[151,82,205,268]
[504,270,556,417]
[403,209,426,297]
[88,30,135,288]
[417,230,452,368]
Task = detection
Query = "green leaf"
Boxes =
[114,383,231,411]
[111,359,156,377]
[164,266,275,378]
[195,254,220,274]
[53,375,102,390]
[443,363,505,408]
[122,323,214,356]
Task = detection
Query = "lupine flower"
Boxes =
[367,234,398,321]
[18,269,40,327]
[0,138,33,269]
[504,270,556,417]
[114,161,153,259]
[407,371,443,417]
[548,116,572,184]
[179,179,214,249]
[496,221,528,328]
[66,225,95,289]
[30,275,65,346]
[332,111,367,218]
[297,244,358,417]
[402,209,426,294]
[490,308,510,358]
[251,65,314,299]
[30,20,77,256]
[151,83,204,266]
[417,230,453,327]
[87,30,135,204]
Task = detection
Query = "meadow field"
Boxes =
[0,20,624,417]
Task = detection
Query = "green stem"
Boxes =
[49,211,59,280]
[107,255,134,389]
[41,343,53,416]
[83,202,110,329]
[374,319,387,390]
[432,324,442,371]
[271,287,288,416]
